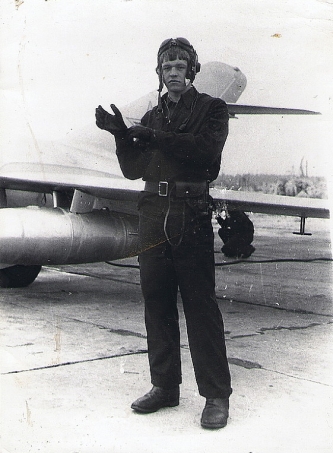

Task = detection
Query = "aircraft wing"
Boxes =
[210,187,330,219]
[0,162,330,287]
[2,163,328,219]
[0,162,143,203]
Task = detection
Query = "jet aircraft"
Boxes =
[0,62,330,288]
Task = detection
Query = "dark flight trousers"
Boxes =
[138,195,232,399]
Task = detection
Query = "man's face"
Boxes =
[161,58,188,95]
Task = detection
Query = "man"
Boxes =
[95,38,232,429]
[216,209,255,258]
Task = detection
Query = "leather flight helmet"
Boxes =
[156,38,201,112]
[157,37,201,83]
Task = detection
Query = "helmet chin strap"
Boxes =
[157,71,164,113]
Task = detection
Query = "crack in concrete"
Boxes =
[99,326,147,339]
[6,342,34,348]
[262,367,333,388]
[1,349,148,375]
[4,303,148,340]
[259,322,322,333]
[230,334,259,339]
[48,267,141,286]
[217,295,333,318]
[228,357,262,369]
[65,317,147,339]
[228,357,333,388]
[49,267,333,318]
[4,351,332,389]
[229,321,328,339]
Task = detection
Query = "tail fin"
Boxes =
[194,61,247,102]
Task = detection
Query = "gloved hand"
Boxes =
[127,125,154,142]
[95,104,128,138]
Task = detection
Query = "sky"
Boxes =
[1,0,332,178]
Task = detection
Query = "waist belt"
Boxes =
[144,181,172,196]
[144,181,208,198]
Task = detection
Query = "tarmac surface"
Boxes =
[1,214,332,453]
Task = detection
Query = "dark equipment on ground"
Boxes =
[216,209,255,258]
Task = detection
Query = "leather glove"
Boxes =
[95,104,128,138]
[127,125,154,142]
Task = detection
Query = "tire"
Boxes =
[0,265,42,288]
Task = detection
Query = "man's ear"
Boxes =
[156,66,160,75]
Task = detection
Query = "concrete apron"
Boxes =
[1,216,332,453]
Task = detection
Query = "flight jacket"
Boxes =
[115,86,229,184]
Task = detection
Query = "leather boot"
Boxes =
[131,386,180,413]
[200,398,229,429]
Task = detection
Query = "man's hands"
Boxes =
[95,104,157,148]
[95,104,128,138]
[127,125,154,142]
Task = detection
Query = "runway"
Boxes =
[1,214,332,453]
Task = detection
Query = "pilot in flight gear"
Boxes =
[95,37,232,429]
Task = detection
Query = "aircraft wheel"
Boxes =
[0,265,42,288]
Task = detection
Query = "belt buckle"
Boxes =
[158,181,168,197]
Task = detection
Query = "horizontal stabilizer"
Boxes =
[227,105,321,116]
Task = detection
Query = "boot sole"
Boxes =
[201,420,227,429]
[131,400,179,414]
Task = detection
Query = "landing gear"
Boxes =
[0,265,42,288]
[293,216,312,236]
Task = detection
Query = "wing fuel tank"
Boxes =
[0,207,139,265]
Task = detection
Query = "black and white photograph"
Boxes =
[0,0,332,452]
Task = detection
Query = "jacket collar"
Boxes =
[162,86,197,109]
